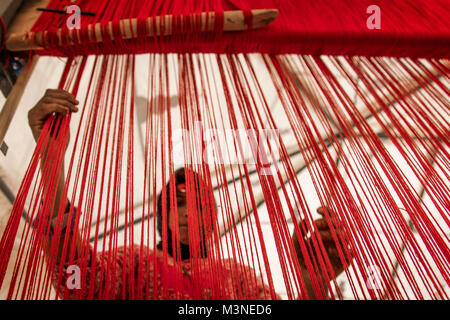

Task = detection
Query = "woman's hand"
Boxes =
[293,206,352,278]
[28,89,79,141]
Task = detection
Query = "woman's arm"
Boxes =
[28,89,81,265]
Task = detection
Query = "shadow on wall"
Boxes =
[134,95,179,125]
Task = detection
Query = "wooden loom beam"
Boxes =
[6,9,279,52]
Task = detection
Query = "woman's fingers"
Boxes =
[318,230,334,242]
[314,218,328,230]
[325,244,339,257]
[298,218,337,241]
[46,89,79,105]
[317,206,336,217]
[316,206,325,215]
[316,206,341,232]
[28,89,79,142]
[44,98,79,112]
[43,103,71,115]
[37,95,79,119]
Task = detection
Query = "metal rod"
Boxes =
[36,7,97,16]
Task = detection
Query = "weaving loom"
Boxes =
[0,0,448,300]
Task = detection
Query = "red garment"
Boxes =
[53,244,279,300]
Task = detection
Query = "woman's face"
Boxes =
[167,183,204,246]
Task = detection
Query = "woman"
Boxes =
[28,89,350,299]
